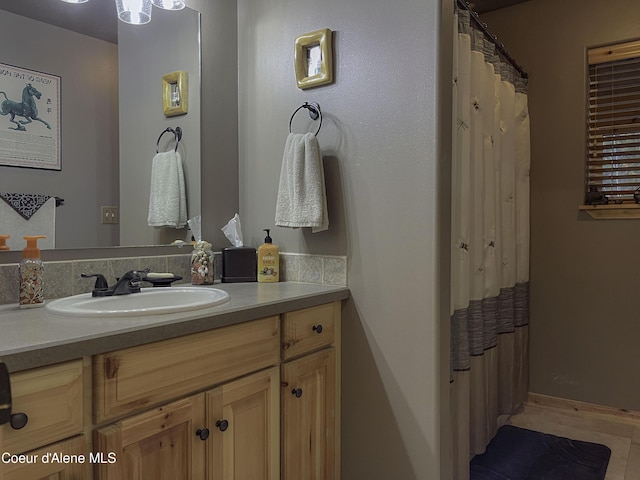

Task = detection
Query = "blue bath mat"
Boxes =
[470,425,611,480]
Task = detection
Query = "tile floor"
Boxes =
[506,402,640,480]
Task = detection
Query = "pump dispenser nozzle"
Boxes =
[22,235,46,259]
[0,235,9,251]
[263,229,272,244]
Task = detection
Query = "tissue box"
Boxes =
[222,247,257,283]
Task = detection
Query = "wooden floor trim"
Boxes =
[527,392,640,422]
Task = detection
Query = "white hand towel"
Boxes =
[275,132,329,232]
[147,150,187,228]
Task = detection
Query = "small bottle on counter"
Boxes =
[257,229,279,283]
[0,235,9,251]
[191,240,214,285]
[18,235,46,308]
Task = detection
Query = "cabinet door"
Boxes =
[2,435,87,480]
[94,394,206,480]
[206,367,279,480]
[281,348,336,480]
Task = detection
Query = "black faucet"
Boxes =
[81,269,149,297]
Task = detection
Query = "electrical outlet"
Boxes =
[101,206,119,224]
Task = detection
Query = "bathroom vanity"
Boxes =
[0,282,348,480]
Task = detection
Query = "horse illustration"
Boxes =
[0,83,51,131]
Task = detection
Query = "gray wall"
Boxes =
[0,10,118,249]
[237,0,452,477]
[484,0,640,410]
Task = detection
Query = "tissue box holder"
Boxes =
[222,247,257,282]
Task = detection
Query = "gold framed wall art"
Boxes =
[162,70,188,117]
[294,29,333,89]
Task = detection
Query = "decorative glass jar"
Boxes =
[191,241,214,285]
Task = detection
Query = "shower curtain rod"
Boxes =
[456,0,528,79]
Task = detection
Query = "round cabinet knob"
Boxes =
[215,420,229,432]
[195,428,210,441]
[312,324,323,334]
[10,413,28,430]
[291,388,303,398]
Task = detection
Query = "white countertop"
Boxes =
[0,282,349,372]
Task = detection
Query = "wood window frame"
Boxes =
[582,39,640,219]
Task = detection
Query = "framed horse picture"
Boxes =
[0,63,61,170]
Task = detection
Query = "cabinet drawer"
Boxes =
[282,302,338,361]
[93,316,280,423]
[1,360,83,455]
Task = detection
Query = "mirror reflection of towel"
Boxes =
[147,150,187,228]
[275,133,328,233]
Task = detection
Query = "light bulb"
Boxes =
[151,0,185,10]
[115,0,153,25]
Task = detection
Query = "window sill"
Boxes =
[579,204,640,219]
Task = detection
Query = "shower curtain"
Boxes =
[450,7,530,480]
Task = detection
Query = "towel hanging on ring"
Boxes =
[275,103,328,232]
[148,127,187,228]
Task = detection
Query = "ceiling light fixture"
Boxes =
[151,0,186,10]
[115,0,153,25]
[60,0,186,25]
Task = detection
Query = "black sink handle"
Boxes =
[81,273,109,290]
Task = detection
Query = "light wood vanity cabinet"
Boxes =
[0,359,88,480]
[0,360,84,455]
[94,367,280,480]
[206,367,280,480]
[92,316,280,424]
[95,393,207,480]
[281,302,340,480]
[0,300,341,480]
[2,435,87,480]
[281,302,336,360]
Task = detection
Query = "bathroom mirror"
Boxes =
[0,0,203,250]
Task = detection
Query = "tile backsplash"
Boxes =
[0,252,347,305]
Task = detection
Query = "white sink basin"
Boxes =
[45,287,230,317]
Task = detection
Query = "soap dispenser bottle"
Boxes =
[257,229,279,283]
[18,235,46,308]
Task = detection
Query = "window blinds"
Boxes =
[587,40,640,203]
